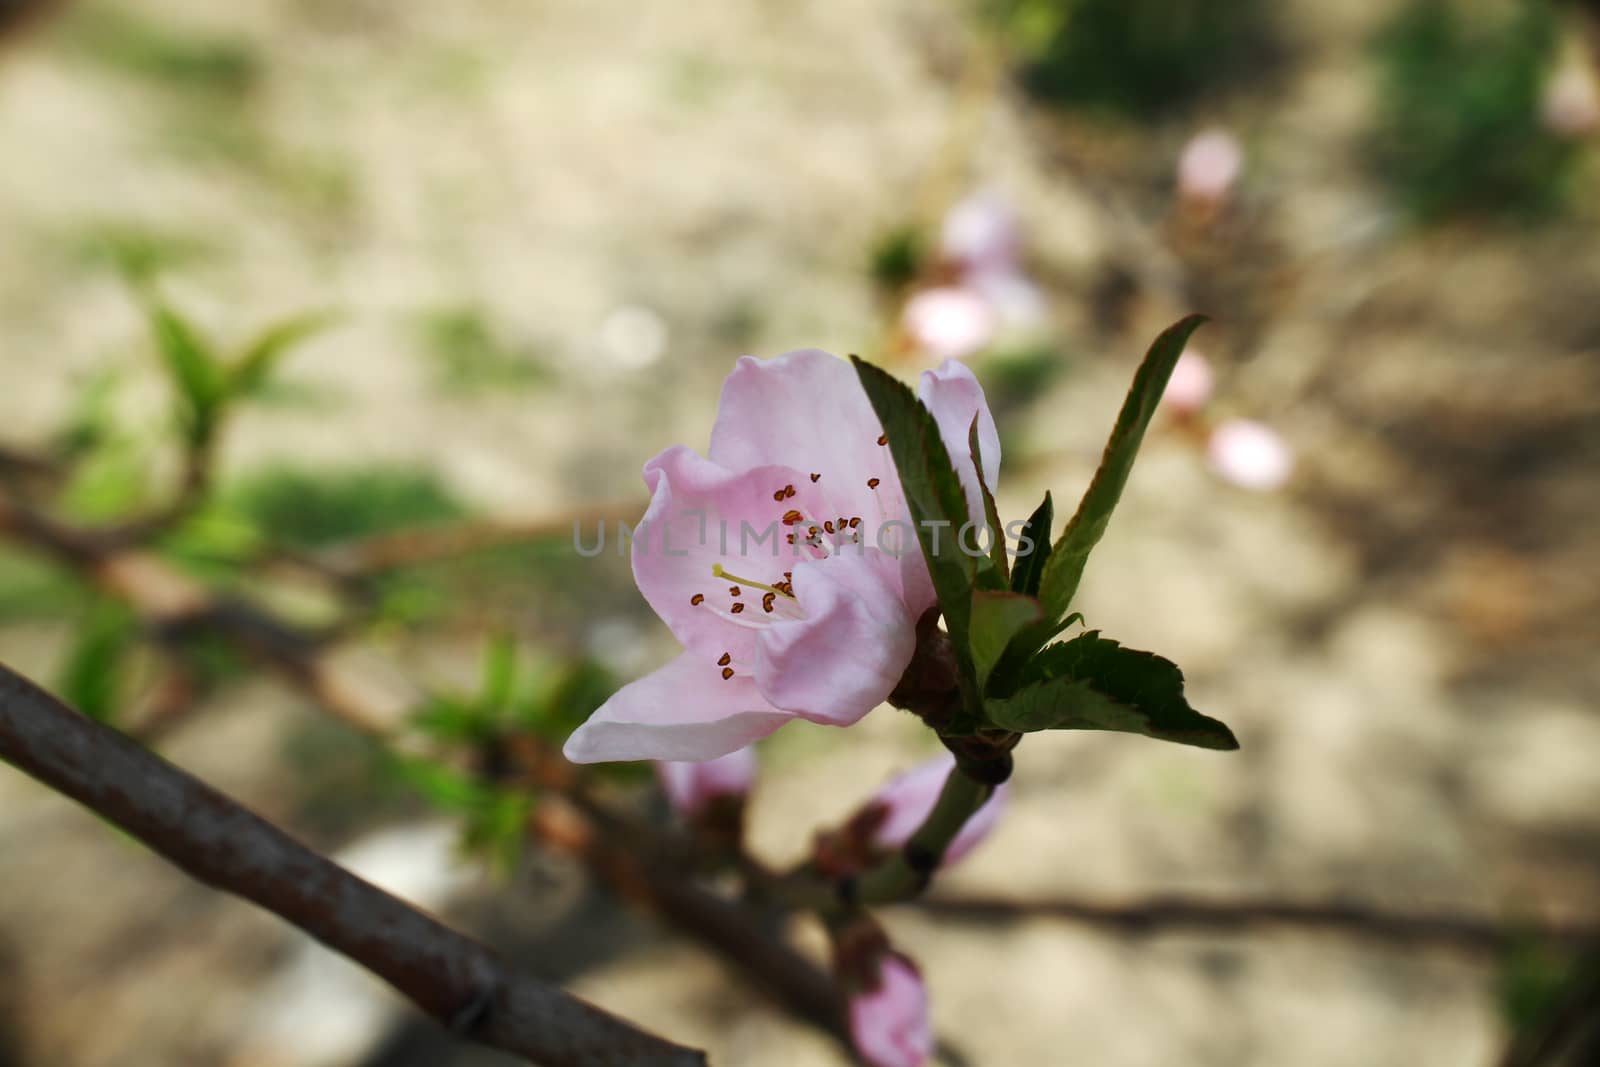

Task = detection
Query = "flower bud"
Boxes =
[1161,349,1215,414]
[867,755,1007,867]
[1207,417,1294,491]
[849,953,933,1067]
[1177,128,1243,209]
[903,287,995,360]
[655,746,757,818]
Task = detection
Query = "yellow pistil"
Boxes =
[711,562,796,599]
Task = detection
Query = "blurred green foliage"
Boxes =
[226,465,467,550]
[986,0,1279,119]
[868,223,927,292]
[56,598,139,724]
[416,305,549,394]
[1370,0,1574,223]
[62,3,261,98]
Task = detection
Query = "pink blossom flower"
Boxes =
[1207,418,1294,491]
[1543,57,1600,138]
[902,287,996,360]
[1161,349,1215,414]
[940,190,1020,276]
[850,954,933,1067]
[867,754,1007,867]
[564,349,1000,764]
[656,746,758,817]
[1177,128,1243,208]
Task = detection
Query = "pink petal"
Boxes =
[940,190,1020,275]
[632,445,823,660]
[867,754,1008,867]
[755,549,917,725]
[917,358,1001,534]
[1207,418,1294,491]
[1161,350,1215,414]
[849,955,933,1067]
[1177,128,1243,205]
[708,349,907,528]
[902,287,995,360]
[656,745,759,816]
[562,651,792,763]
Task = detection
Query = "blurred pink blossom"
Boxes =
[1177,128,1244,207]
[903,287,996,360]
[656,746,758,816]
[849,954,933,1067]
[1207,418,1294,491]
[1542,58,1600,137]
[867,755,1007,867]
[1162,349,1216,414]
[940,190,1021,275]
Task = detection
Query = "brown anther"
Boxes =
[762,592,776,612]
[867,477,880,489]
[877,434,888,446]
[690,593,705,606]
[772,489,787,502]
[810,472,821,482]
[782,509,804,525]
[729,586,741,596]
[849,517,861,528]
[784,484,797,498]
[824,521,835,534]
[785,534,796,544]
[731,602,746,614]
[717,652,732,666]
[721,667,736,680]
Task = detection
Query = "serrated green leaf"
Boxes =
[851,357,981,725]
[57,599,138,723]
[1009,492,1054,596]
[1038,315,1206,620]
[149,302,224,447]
[970,590,1043,691]
[968,417,1009,589]
[986,630,1238,750]
[230,310,336,398]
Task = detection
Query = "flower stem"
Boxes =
[850,762,992,906]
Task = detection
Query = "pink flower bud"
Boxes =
[1177,128,1243,207]
[868,755,1007,867]
[1543,57,1600,138]
[849,954,933,1067]
[1207,418,1294,491]
[940,190,1020,275]
[1161,349,1215,414]
[655,746,757,817]
[903,287,995,360]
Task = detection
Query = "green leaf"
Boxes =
[479,633,518,715]
[851,357,981,721]
[57,599,138,723]
[969,590,1043,691]
[230,311,336,398]
[986,630,1238,750]
[968,417,1009,589]
[1009,491,1054,596]
[1038,315,1206,620]
[149,302,224,447]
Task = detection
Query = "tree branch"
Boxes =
[913,893,1600,954]
[0,661,705,1067]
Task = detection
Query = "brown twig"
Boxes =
[320,502,643,576]
[914,894,1600,954]
[0,661,705,1067]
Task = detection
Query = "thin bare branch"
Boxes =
[913,894,1600,954]
[0,661,705,1067]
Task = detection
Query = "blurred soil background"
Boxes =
[0,0,1598,1064]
